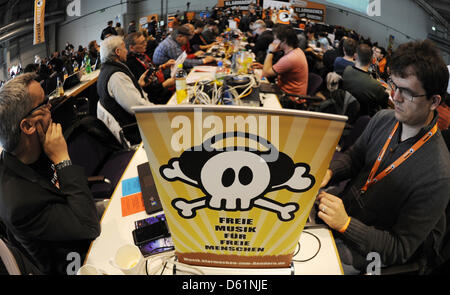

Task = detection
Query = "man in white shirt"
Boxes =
[97,36,153,145]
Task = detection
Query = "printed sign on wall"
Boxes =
[33,0,46,45]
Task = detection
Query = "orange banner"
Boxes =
[33,0,46,45]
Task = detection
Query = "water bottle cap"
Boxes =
[217,61,223,67]
[177,64,183,69]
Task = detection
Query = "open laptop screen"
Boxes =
[133,105,346,268]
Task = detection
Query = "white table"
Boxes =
[64,70,100,98]
[167,66,282,109]
[84,145,343,275]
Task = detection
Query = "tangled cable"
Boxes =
[189,75,257,105]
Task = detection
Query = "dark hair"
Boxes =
[273,25,298,49]
[124,32,143,50]
[193,19,204,29]
[171,26,192,39]
[356,44,372,66]
[343,38,357,57]
[107,21,113,26]
[390,39,449,99]
[377,46,386,57]
[304,27,316,36]
[24,63,39,73]
[88,40,98,54]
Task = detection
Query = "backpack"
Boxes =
[319,89,360,124]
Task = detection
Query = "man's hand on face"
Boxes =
[268,40,281,53]
[36,121,70,164]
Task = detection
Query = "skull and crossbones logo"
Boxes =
[160,132,315,222]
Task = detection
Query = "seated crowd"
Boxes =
[0,2,449,275]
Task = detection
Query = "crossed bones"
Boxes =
[162,159,313,222]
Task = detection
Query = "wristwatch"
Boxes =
[267,50,275,54]
[55,159,72,171]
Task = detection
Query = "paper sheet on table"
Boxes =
[228,20,237,29]
[191,66,217,73]
[186,72,215,84]
[171,51,187,78]
[121,193,145,217]
[185,66,217,84]
[121,177,141,196]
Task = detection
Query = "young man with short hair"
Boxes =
[319,39,450,274]
[333,38,357,76]
[342,44,389,117]
[262,25,308,96]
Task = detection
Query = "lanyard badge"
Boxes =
[360,121,438,195]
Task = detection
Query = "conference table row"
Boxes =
[82,61,344,275]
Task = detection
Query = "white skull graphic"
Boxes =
[200,151,271,210]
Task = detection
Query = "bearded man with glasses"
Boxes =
[0,73,100,274]
[318,40,450,274]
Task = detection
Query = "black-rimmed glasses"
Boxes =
[388,78,427,102]
[22,96,50,119]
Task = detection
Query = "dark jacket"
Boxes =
[125,52,172,104]
[342,66,389,117]
[247,30,274,64]
[202,29,217,45]
[190,33,209,52]
[100,26,117,40]
[330,110,450,273]
[0,152,100,274]
[97,60,145,144]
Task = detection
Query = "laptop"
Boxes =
[63,72,81,90]
[43,72,81,96]
[133,105,346,269]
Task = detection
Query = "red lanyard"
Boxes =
[135,54,151,70]
[199,34,207,45]
[135,54,164,83]
[361,121,438,194]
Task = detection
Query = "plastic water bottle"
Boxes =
[57,77,64,96]
[63,67,68,81]
[84,55,92,74]
[215,61,226,85]
[175,64,188,104]
[231,52,238,75]
[73,61,79,72]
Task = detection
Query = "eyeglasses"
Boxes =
[388,78,427,102]
[22,96,50,119]
[135,39,147,45]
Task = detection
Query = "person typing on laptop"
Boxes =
[317,40,450,274]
